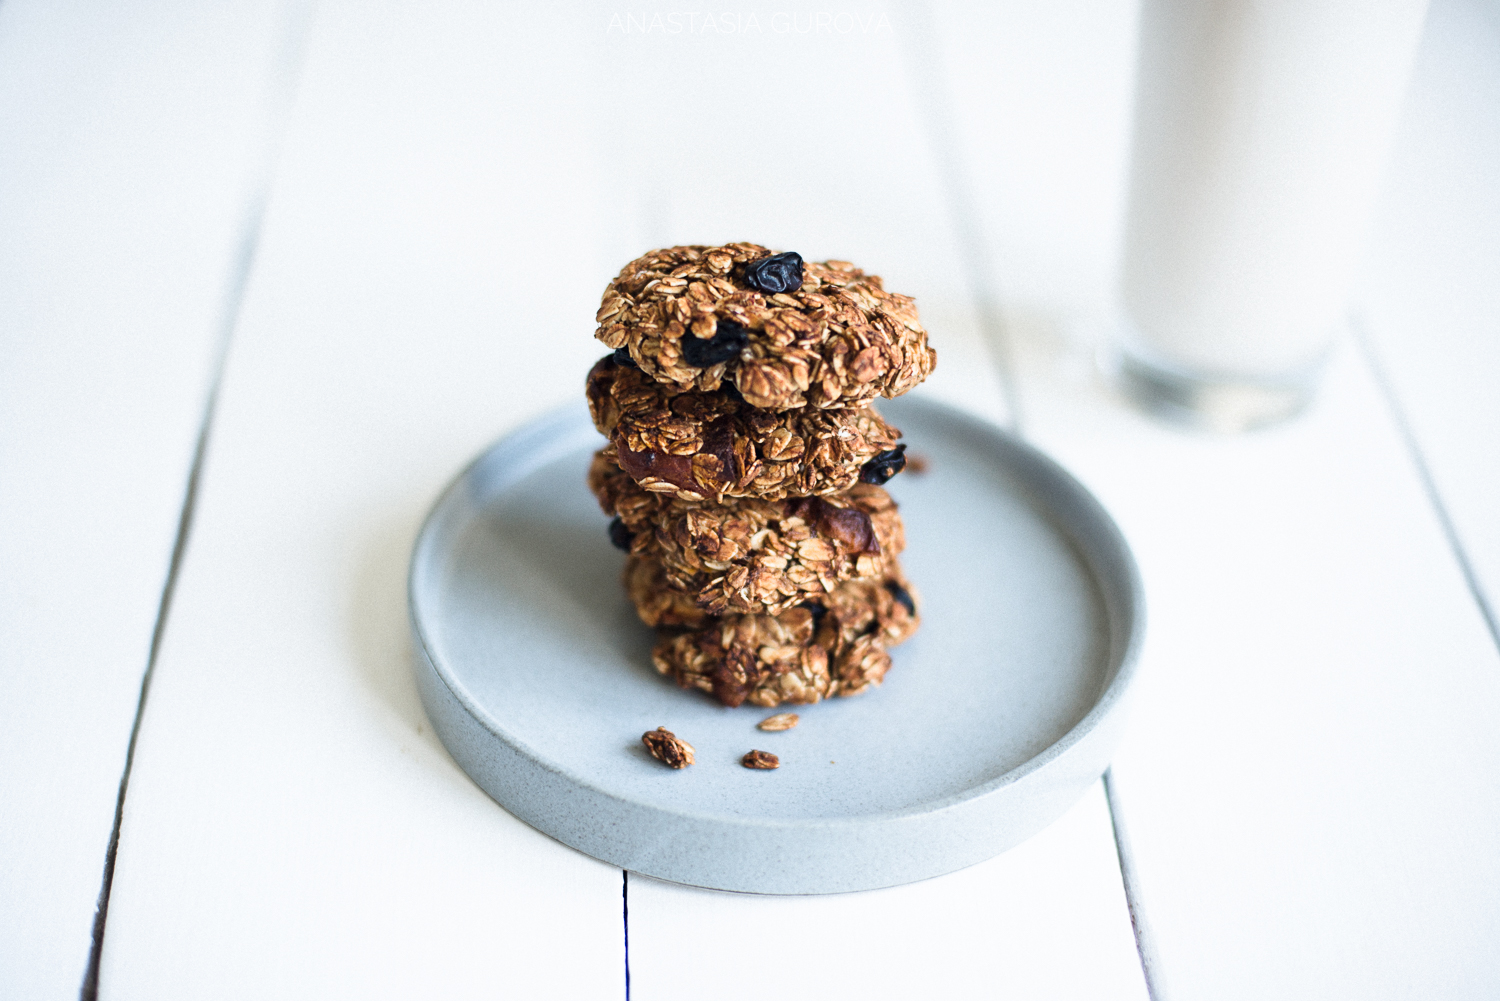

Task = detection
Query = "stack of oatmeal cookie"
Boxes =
[586,244,937,708]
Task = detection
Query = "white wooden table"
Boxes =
[4,1,1498,997]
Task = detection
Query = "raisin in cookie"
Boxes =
[595,243,936,411]
[587,355,907,503]
[649,562,921,707]
[590,451,904,615]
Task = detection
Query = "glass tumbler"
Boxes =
[1113,0,1429,431]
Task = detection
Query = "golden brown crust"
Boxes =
[646,560,921,708]
[586,356,901,503]
[622,554,711,629]
[595,244,936,411]
[591,451,904,615]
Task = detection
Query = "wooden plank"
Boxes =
[99,1,1145,995]
[1011,323,1500,997]
[0,2,300,997]
[629,785,1147,1000]
[593,8,1144,997]
[932,1,1500,994]
[94,4,630,997]
[1357,0,1500,632]
[1028,338,1500,996]
[584,7,1015,429]
[924,0,1139,336]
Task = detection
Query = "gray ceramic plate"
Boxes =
[410,396,1143,894]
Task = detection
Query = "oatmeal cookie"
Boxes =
[587,355,906,502]
[650,563,921,707]
[595,243,937,411]
[591,452,905,615]
[623,553,710,629]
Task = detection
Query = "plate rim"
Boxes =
[408,396,1145,829]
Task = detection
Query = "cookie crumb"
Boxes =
[904,452,929,474]
[757,713,800,732]
[642,727,695,768]
[742,750,780,770]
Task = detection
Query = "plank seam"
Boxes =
[1104,770,1165,1001]
[78,5,315,996]
[896,0,1023,433]
[1351,314,1500,653]
[623,870,632,1001]
[900,6,1165,996]
[78,330,221,1001]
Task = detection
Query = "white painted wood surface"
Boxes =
[586,10,1144,997]
[94,2,1145,995]
[926,0,1139,345]
[95,4,629,998]
[938,0,1500,994]
[4,0,1499,998]
[0,3,298,997]
[1012,333,1500,999]
[584,2,1014,431]
[1359,0,1500,631]
[629,787,1146,1001]
[95,2,1151,996]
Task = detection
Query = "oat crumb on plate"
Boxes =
[742,750,780,769]
[641,727,695,768]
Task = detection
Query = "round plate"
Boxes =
[410,396,1143,894]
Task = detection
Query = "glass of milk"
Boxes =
[1111,0,1429,431]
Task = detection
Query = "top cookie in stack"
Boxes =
[595,243,935,410]
[588,243,936,707]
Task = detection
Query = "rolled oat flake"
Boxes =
[742,749,780,770]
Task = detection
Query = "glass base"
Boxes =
[1103,339,1327,434]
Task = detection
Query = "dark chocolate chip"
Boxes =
[611,346,639,369]
[608,516,633,551]
[681,318,750,369]
[859,444,907,485]
[885,581,916,617]
[743,252,804,294]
